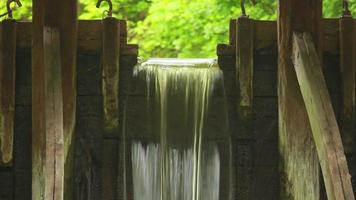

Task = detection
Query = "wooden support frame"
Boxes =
[292,32,354,200]
[32,0,78,199]
[339,15,355,153]
[0,19,16,165]
[278,0,322,199]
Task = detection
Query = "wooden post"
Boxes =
[0,19,16,165]
[292,32,354,200]
[43,27,65,200]
[278,0,322,199]
[236,16,254,199]
[101,17,121,199]
[32,0,77,199]
[339,15,355,154]
[236,17,253,119]
[102,17,120,133]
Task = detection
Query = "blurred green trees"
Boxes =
[0,0,355,58]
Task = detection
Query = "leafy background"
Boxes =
[1,0,356,58]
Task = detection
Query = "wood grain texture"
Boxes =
[292,32,354,200]
[339,16,355,154]
[32,0,78,199]
[235,18,255,199]
[278,0,322,199]
[0,19,16,165]
[43,27,64,200]
[237,17,253,117]
[102,17,120,132]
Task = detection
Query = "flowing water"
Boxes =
[125,58,229,200]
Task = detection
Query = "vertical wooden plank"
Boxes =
[32,1,46,198]
[236,16,254,200]
[32,0,77,199]
[102,139,118,200]
[102,17,120,133]
[0,19,16,165]
[237,17,253,119]
[59,2,77,200]
[43,27,64,200]
[278,0,322,199]
[230,19,237,46]
[339,16,355,154]
[292,32,354,200]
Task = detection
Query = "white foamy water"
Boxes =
[129,58,226,200]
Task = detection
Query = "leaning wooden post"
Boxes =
[236,16,254,199]
[292,32,354,200]
[339,14,355,154]
[0,19,16,165]
[278,0,322,199]
[32,0,77,199]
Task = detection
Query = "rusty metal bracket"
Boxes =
[343,0,351,16]
[6,0,22,19]
[96,0,113,18]
[241,0,257,17]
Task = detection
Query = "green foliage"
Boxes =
[0,0,355,58]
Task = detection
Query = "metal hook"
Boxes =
[6,0,22,19]
[343,0,351,16]
[241,0,257,17]
[96,0,113,18]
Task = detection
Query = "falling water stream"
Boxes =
[125,58,229,200]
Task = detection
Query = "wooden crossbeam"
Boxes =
[292,32,355,200]
[0,19,16,165]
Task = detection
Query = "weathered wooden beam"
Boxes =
[278,0,322,199]
[43,27,65,200]
[32,0,78,199]
[339,15,355,154]
[102,17,120,132]
[292,32,354,200]
[102,139,119,199]
[235,16,254,199]
[0,19,16,165]
[237,17,253,119]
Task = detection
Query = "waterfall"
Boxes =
[127,58,228,200]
